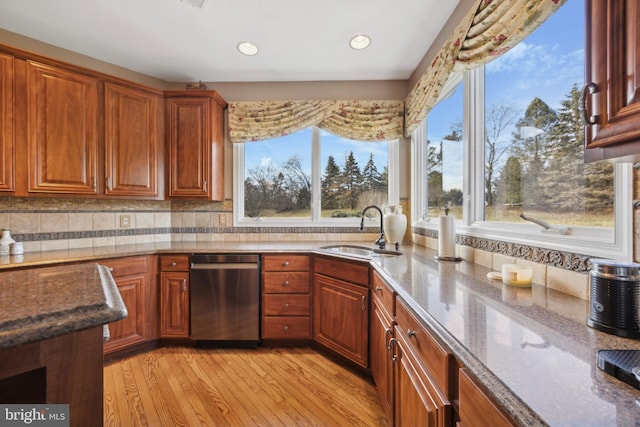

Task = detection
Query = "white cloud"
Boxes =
[260,157,272,167]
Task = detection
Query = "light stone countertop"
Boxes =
[1,241,639,425]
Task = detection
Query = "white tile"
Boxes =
[93,213,116,231]
[154,212,171,228]
[516,259,547,286]
[68,213,93,232]
[492,253,516,271]
[547,266,589,300]
[41,239,69,252]
[115,235,137,246]
[41,213,69,232]
[68,238,94,249]
[474,249,493,268]
[10,213,40,233]
[135,212,154,228]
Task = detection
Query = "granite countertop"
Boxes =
[0,241,639,425]
[0,262,127,350]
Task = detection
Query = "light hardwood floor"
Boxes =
[104,346,387,426]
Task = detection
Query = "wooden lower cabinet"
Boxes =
[160,271,189,337]
[394,329,451,427]
[313,266,369,369]
[458,368,514,427]
[371,293,395,423]
[102,256,150,354]
[160,255,190,338]
[262,254,311,340]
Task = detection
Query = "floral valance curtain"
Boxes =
[228,99,404,143]
[404,0,567,136]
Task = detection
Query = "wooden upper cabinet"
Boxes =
[165,90,226,200]
[0,53,14,192]
[26,61,99,194]
[584,1,640,161]
[104,82,161,198]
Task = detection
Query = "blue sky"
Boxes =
[427,0,584,191]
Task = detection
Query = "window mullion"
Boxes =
[311,127,321,222]
[464,67,485,225]
[411,120,428,222]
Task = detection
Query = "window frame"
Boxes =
[412,68,633,261]
[233,126,400,227]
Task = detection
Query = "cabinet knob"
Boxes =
[109,267,114,273]
[375,286,383,292]
[283,281,289,287]
[171,262,177,267]
[407,329,417,337]
[283,325,289,331]
[284,303,289,309]
[283,261,289,267]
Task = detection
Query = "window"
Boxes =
[413,0,632,260]
[234,127,398,226]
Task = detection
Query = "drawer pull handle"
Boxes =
[361,295,367,312]
[407,329,417,337]
[284,325,289,331]
[375,286,383,292]
[182,279,187,292]
[388,337,398,361]
[385,328,393,350]
[285,303,289,309]
[283,281,289,287]
[171,262,177,267]
[283,261,290,267]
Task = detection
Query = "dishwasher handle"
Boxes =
[191,263,259,270]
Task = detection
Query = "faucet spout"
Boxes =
[360,205,386,249]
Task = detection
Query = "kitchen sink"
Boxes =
[319,245,402,258]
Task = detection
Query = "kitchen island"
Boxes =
[0,263,127,427]
[0,242,638,425]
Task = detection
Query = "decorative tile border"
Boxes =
[13,226,378,243]
[412,227,592,273]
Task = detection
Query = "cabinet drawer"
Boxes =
[262,316,311,339]
[371,271,395,316]
[160,255,189,271]
[263,255,309,272]
[314,256,369,286]
[264,294,310,316]
[263,272,310,293]
[101,256,148,278]
[459,369,513,427]
[396,298,451,395]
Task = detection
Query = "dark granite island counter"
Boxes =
[0,263,127,427]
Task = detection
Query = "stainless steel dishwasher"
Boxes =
[190,254,260,344]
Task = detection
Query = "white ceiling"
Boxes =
[0,0,460,83]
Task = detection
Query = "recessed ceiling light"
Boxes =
[349,34,371,50]
[237,41,258,56]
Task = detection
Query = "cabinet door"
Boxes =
[26,61,99,194]
[104,274,147,353]
[0,53,14,192]
[104,82,160,197]
[394,333,448,427]
[166,94,224,200]
[313,273,369,368]
[371,297,394,424]
[584,1,640,161]
[160,272,189,337]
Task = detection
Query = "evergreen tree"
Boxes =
[321,155,341,210]
[340,151,363,209]
[496,156,522,205]
[362,153,383,191]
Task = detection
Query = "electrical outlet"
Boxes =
[219,213,227,225]
[120,214,131,228]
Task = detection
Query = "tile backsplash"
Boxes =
[0,198,378,252]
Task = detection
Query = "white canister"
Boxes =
[10,242,24,255]
[383,205,407,246]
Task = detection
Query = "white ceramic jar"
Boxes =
[383,205,407,247]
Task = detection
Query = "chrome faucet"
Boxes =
[360,205,385,249]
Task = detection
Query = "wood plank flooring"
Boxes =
[104,346,387,426]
